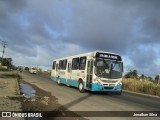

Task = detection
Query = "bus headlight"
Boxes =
[95,80,102,85]
[117,82,122,86]
[116,88,122,90]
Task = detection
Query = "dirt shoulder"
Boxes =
[16,80,86,120]
[0,78,19,97]
[0,71,87,120]
[0,72,21,111]
[0,71,24,120]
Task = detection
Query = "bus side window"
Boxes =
[62,59,67,70]
[79,57,86,70]
[72,58,79,70]
[52,61,56,70]
[59,60,63,70]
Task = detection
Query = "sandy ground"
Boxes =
[0,71,87,120]
[0,72,24,120]
[0,78,19,97]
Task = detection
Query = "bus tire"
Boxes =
[78,81,85,93]
[116,91,122,95]
[57,78,61,85]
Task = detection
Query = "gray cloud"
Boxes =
[0,0,160,75]
[128,45,159,75]
[65,0,160,51]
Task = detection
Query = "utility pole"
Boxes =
[1,41,7,66]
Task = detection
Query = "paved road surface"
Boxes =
[20,72,160,120]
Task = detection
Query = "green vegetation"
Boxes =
[0,72,21,78]
[123,78,160,96]
[155,75,160,84]
[125,70,138,79]
[123,70,160,97]
[37,70,51,76]
[0,58,12,67]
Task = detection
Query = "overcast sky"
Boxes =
[0,0,160,76]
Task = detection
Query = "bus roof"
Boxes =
[53,51,121,61]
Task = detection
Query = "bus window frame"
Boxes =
[79,56,86,70]
[72,57,79,70]
[62,59,67,70]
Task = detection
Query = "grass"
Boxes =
[37,71,51,76]
[0,72,21,79]
[122,78,160,97]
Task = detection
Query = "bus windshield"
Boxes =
[95,59,123,79]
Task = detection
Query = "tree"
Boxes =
[24,67,29,70]
[0,57,12,68]
[155,75,160,84]
[125,70,138,79]
[139,74,145,80]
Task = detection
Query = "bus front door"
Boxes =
[67,62,72,84]
[86,60,93,90]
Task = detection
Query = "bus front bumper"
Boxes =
[91,83,122,93]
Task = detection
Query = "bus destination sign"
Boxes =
[96,53,122,61]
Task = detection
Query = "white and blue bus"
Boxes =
[51,51,123,94]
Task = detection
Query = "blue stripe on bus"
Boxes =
[60,78,67,84]
[51,76,122,92]
[92,83,122,92]
[67,79,78,87]
[51,76,56,81]
[51,76,78,87]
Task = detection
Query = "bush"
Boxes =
[122,78,160,97]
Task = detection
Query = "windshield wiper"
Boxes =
[102,59,112,78]
[102,59,110,69]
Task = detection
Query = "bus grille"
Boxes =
[101,80,117,83]
[103,84,115,86]
[104,87,114,90]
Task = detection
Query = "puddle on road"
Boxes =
[20,83,36,97]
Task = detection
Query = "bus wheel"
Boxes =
[78,81,85,93]
[57,78,61,85]
[116,91,122,95]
